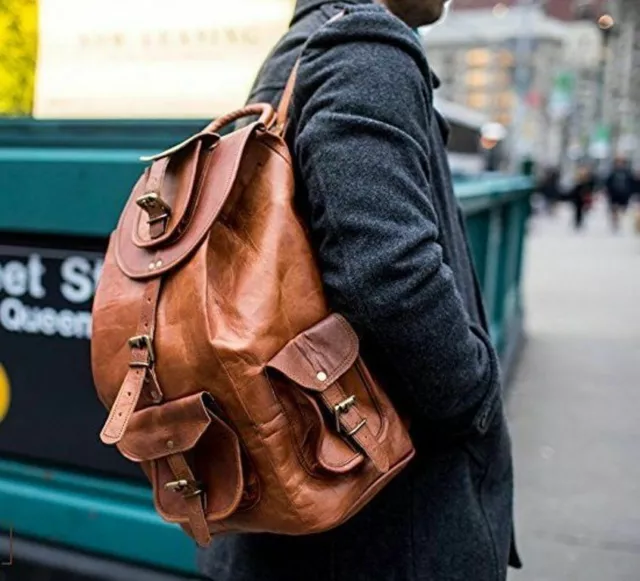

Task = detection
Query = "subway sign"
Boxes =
[0,249,100,340]
[0,244,142,480]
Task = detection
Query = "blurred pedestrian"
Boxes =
[569,165,595,230]
[198,1,520,581]
[604,156,635,231]
[538,166,561,214]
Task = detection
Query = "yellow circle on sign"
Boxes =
[0,364,11,423]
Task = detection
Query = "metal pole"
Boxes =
[509,0,535,173]
[595,27,610,134]
[586,10,614,176]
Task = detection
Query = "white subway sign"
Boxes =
[0,247,103,341]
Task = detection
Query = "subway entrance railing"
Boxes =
[0,119,533,580]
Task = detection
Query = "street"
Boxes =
[507,198,640,580]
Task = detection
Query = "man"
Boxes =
[604,156,636,231]
[198,1,520,579]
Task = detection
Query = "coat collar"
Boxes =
[290,0,442,99]
[291,0,373,24]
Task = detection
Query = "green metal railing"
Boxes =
[0,119,533,577]
[0,458,198,575]
[457,176,532,364]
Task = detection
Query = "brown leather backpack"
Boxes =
[90,61,415,547]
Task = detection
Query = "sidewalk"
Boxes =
[506,199,640,580]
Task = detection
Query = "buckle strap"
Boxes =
[320,382,390,473]
[137,157,172,239]
[100,277,163,445]
[100,366,146,445]
[165,453,211,547]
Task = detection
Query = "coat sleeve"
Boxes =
[290,10,502,437]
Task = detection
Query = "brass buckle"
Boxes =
[136,192,172,222]
[333,395,356,434]
[164,479,204,499]
[128,334,155,367]
[346,419,367,437]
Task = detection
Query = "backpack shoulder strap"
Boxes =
[274,60,299,137]
[273,9,346,136]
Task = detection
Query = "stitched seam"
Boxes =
[354,360,386,440]
[259,138,293,168]
[200,276,306,524]
[207,352,306,525]
[333,315,360,376]
[173,143,213,240]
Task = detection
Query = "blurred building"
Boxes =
[423,7,563,127]
[422,0,635,171]
[451,0,611,20]
[608,0,640,165]
[422,4,569,168]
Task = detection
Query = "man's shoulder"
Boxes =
[293,2,432,107]
[248,3,430,107]
[304,4,427,65]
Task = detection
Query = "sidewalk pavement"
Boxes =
[506,198,640,581]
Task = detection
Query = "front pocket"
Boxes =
[116,391,250,523]
[267,371,365,474]
[265,313,390,475]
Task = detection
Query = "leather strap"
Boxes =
[204,103,276,135]
[274,9,346,136]
[138,158,172,239]
[100,277,163,445]
[319,382,389,473]
[166,454,211,547]
[274,59,299,136]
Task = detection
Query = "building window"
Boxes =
[496,112,512,126]
[466,92,489,109]
[496,91,515,109]
[465,48,492,68]
[465,70,490,88]
[497,49,514,67]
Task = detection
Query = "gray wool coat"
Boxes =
[198,1,521,579]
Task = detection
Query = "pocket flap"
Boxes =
[117,392,212,462]
[267,314,359,392]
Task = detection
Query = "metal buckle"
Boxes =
[128,334,155,367]
[164,479,204,499]
[333,395,356,434]
[164,479,189,492]
[346,419,367,437]
[136,192,171,222]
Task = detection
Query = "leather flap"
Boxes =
[267,314,359,392]
[115,122,259,280]
[117,392,212,462]
[132,139,207,249]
